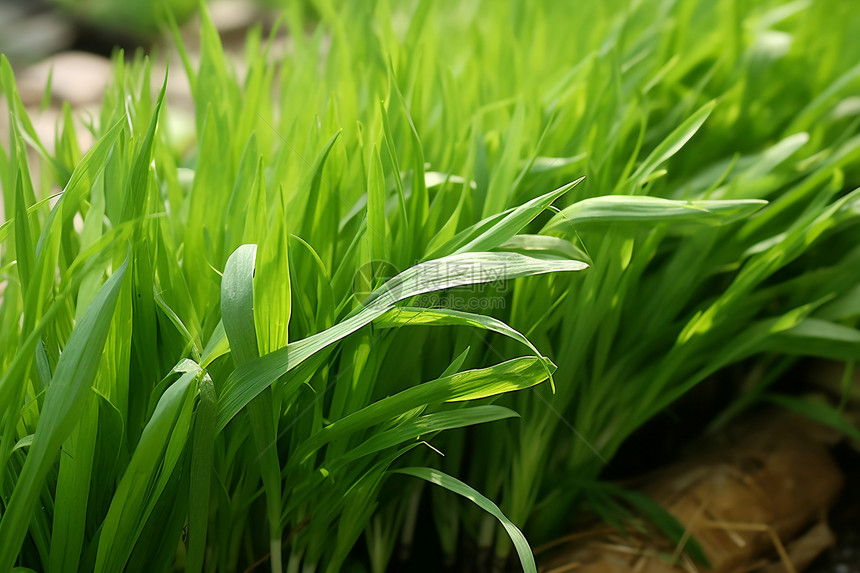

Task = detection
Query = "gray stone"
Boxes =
[18,51,113,108]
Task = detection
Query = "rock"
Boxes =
[539,411,845,573]
[17,51,113,108]
[208,0,261,36]
[0,2,75,65]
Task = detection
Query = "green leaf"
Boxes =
[330,406,519,467]
[48,394,99,572]
[393,467,536,573]
[216,252,585,431]
[220,244,285,571]
[428,178,583,259]
[764,394,860,442]
[612,487,710,567]
[763,318,860,361]
[221,244,259,365]
[291,357,554,465]
[185,373,216,573]
[94,363,199,573]
[497,234,591,265]
[631,101,716,183]
[375,306,542,358]
[544,196,766,234]
[0,255,128,570]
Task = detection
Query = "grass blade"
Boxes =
[0,255,128,570]
[393,467,536,573]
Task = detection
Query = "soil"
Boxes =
[538,411,847,573]
[808,444,860,573]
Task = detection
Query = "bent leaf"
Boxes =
[394,467,537,573]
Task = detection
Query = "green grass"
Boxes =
[2,0,860,571]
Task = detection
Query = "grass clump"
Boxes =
[2,0,860,572]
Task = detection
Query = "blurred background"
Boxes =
[0,0,252,63]
[0,0,283,189]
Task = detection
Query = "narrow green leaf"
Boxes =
[186,374,216,573]
[393,467,537,573]
[0,255,128,570]
[544,196,766,234]
[375,306,542,359]
[94,365,198,573]
[631,101,716,183]
[216,252,585,431]
[764,394,860,442]
[428,178,583,259]
[292,357,554,464]
[330,406,519,467]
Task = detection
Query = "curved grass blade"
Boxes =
[375,306,541,357]
[328,405,519,468]
[94,364,199,572]
[291,357,554,465]
[630,101,715,183]
[498,234,591,264]
[426,179,583,260]
[543,196,766,234]
[216,252,585,431]
[220,244,284,573]
[393,467,536,573]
